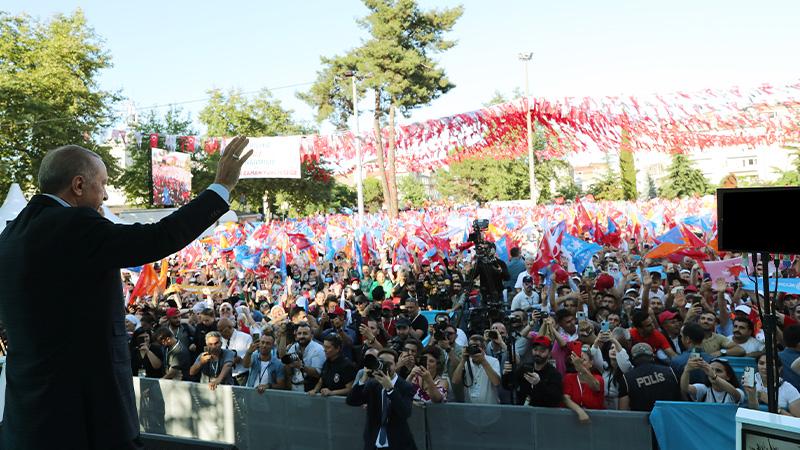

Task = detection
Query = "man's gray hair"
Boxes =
[205,331,222,342]
[38,145,102,194]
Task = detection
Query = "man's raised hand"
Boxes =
[214,136,254,192]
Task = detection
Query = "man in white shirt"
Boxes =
[217,318,252,385]
[730,316,765,358]
[511,275,540,311]
[285,323,326,392]
[451,335,501,404]
[513,258,535,291]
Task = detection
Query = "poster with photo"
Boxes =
[151,148,192,207]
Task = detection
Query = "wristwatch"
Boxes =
[720,349,727,356]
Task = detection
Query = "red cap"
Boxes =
[381,300,395,310]
[330,306,346,317]
[658,310,679,325]
[530,335,552,348]
[166,307,180,318]
[554,268,569,284]
[684,285,699,293]
[595,273,615,291]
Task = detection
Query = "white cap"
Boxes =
[735,305,752,315]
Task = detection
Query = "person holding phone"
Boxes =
[502,335,563,407]
[681,358,743,404]
[745,354,800,416]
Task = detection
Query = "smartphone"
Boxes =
[743,367,755,388]
[576,311,587,322]
[252,332,260,341]
[690,350,700,360]
[600,321,610,333]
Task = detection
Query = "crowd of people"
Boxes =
[116,237,800,422]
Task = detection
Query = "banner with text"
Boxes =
[238,136,302,179]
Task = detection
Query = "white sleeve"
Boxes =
[691,383,708,402]
[514,272,526,289]
[616,349,634,373]
[782,383,800,406]
[510,293,521,310]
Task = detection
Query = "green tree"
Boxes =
[658,154,711,199]
[588,165,625,201]
[363,176,384,212]
[619,131,638,200]
[646,173,658,199]
[117,108,196,206]
[0,10,120,194]
[300,0,463,218]
[195,88,351,216]
[398,174,426,208]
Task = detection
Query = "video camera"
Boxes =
[363,353,387,376]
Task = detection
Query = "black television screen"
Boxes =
[717,187,800,254]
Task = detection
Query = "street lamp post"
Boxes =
[518,52,538,205]
[345,71,365,227]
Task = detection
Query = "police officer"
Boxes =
[618,343,681,411]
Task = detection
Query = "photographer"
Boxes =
[309,334,357,397]
[153,327,191,381]
[130,329,163,378]
[407,346,449,403]
[433,323,465,402]
[189,331,234,390]
[244,334,285,393]
[346,349,416,450]
[396,339,423,379]
[359,318,387,351]
[503,335,563,407]
[452,335,501,404]
[284,323,325,392]
[404,298,428,341]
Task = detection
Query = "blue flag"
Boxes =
[279,251,287,282]
[495,235,509,263]
[233,245,262,271]
[354,234,364,277]
[562,233,603,274]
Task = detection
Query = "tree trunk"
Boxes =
[387,103,399,217]
[372,94,393,216]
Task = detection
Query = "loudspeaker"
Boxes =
[140,433,237,450]
[717,187,800,254]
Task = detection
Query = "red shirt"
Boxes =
[630,328,671,352]
[563,372,605,409]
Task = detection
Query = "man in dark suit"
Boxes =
[0,137,252,450]
[346,349,417,450]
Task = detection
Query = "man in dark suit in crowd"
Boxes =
[0,137,252,449]
[347,349,417,450]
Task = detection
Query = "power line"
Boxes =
[0,81,316,128]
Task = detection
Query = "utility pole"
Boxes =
[345,71,365,227]
[518,52,538,205]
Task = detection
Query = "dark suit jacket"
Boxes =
[0,190,228,450]
[346,377,417,450]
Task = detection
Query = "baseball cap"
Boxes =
[734,305,752,315]
[166,307,180,318]
[522,275,533,284]
[381,300,395,310]
[396,318,411,328]
[631,343,654,359]
[330,307,346,317]
[684,285,699,293]
[421,259,431,266]
[657,310,679,325]
[595,274,615,291]
[530,335,552,348]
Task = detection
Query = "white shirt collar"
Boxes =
[42,193,71,207]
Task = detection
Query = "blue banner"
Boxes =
[650,402,737,450]
[738,274,800,295]
[562,233,602,274]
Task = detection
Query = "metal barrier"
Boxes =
[134,378,653,450]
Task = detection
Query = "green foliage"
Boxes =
[619,133,638,200]
[646,173,658,199]
[0,10,120,194]
[193,90,349,216]
[588,165,625,201]
[117,108,196,206]
[658,154,711,199]
[398,175,426,208]
[300,0,463,216]
[363,177,384,212]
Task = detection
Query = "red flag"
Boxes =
[149,134,158,148]
[361,234,371,266]
[129,264,159,304]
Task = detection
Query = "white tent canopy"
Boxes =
[0,183,28,232]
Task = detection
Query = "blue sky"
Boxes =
[7,0,800,135]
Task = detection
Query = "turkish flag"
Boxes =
[149,133,158,148]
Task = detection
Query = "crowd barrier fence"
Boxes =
[134,378,653,450]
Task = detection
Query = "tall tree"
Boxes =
[362,176,385,212]
[398,174,427,209]
[300,0,463,218]
[659,153,711,199]
[0,10,120,194]
[646,173,658,199]
[117,108,196,206]
[619,131,638,200]
[588,163,625,201]
[196,88,352,216]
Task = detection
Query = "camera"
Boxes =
[388,336,405,354]
[281,353,301,365]
[363,354,387,377]
[466,344,482,355]
[487,330,499,340]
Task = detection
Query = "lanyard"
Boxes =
[258,360,271,385]
[708,388,728,403]
[210,359,219,377]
